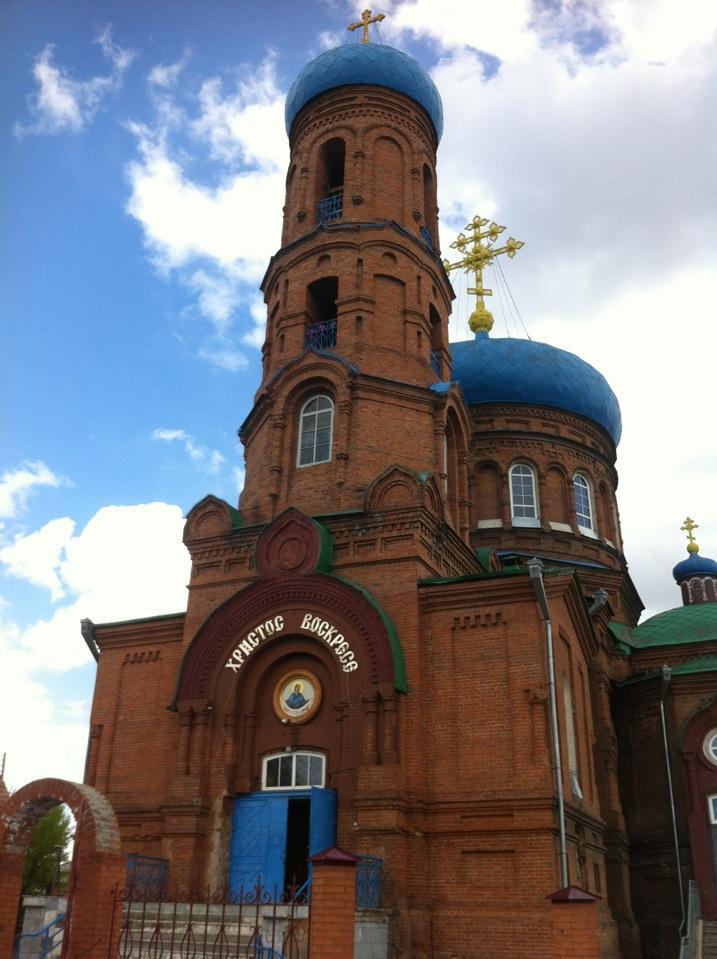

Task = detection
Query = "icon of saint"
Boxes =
[285,682,309,710]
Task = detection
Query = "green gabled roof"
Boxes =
[610,603,717,651]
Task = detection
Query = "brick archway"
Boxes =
[0,777,125,959]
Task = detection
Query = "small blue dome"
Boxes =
[673,550,717,582]
[451,333,622,444]
[285,44,443,141]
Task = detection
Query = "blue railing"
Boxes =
[429,348,441,377]
[305,319,337,351]
[317,191,343,224]
[356,855,383,909]
[14,912,65,959]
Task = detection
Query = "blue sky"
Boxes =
[2,0,716,789]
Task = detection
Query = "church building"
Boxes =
[80,28,717,959]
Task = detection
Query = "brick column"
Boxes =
[0,851,24,956]
[308,847,359,959]
[548,886,600,959]
[65,850,126,959]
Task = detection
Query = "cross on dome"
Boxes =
[681,516,700,554]
[443,215,525,334]
[348,8,385,43]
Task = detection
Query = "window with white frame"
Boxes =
[262,751,325,790]
[509,463,539,527]
[297,395,333,466]
[573,473,597,536]
[708,795,717,825]
[704,729,717,766]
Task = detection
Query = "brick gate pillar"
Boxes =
[0,851,25,956]
[308,847,359,959]
[548,886,600,959]
[65,850,127,959]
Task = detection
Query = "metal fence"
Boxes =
[355,856,382,910]
[126,855,169,902]
[111,882,309,959]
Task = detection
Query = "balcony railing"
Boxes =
[305,318,337,351]
[317,190,343,224]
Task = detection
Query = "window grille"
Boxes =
[429,348,441,376]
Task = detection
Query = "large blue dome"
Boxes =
[451,333,622,444]
[285,44,443,141]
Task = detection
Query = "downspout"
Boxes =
[528,557,569,889]
[659,664,686,933]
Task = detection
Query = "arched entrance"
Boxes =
[0,777,125,959]
[172,508,406,897]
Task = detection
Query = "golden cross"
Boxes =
[348,8,385,43]
[681,516,700,553]
[443,215,524,334]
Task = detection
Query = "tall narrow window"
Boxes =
[509,463,539,527]
[298,395,333,466]
[573,473,596,536]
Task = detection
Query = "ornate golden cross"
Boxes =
[681,516,700,553]
[443,215,524,334]
[348,8,385,43]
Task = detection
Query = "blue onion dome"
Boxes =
[451,332,622,444]
[673,521,717,582]
[285,44,444,142]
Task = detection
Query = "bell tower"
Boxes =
[239,35,469,532]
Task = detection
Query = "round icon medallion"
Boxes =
[273,670,321,724]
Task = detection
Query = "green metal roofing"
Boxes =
[617,654,717,687]
[610,603,717,650]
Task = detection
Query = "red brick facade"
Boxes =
[57,56,717,959]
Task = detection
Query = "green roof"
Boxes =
[610,603,717,650]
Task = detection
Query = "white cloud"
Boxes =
[148,48,191,89]
[0,461,63,522]
[125,50,286,369]
[0,502,190,788]
[0,517,75,600]
[16,26,135,136]
[152,428,226,473]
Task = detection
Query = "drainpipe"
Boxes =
[659,665,686,932]
[528,557,569,889]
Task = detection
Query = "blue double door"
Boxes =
[229,787,337,898]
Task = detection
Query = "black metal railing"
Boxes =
[317,190,343,224]
[305,319,337,351]
[111,880,309,959]
[429,348,441,377]
[355,856,383,909]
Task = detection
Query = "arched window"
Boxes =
[573,473,596,536]
[297,395,333,466]
[262,751,325,790]
[509,463,539,527]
